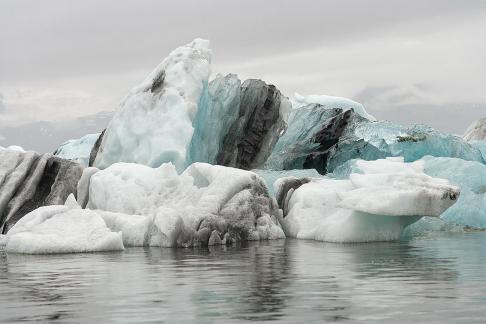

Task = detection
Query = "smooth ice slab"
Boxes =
[276,157,459,243]
[93,39,212,172]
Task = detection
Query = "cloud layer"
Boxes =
[1,0,485,151]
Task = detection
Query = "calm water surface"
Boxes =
[1,233,486,323]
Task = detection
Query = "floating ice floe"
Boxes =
[276,157,459,243]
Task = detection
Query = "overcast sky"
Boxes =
[1,0,486,152]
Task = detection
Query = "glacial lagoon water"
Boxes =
[1,233,486,323]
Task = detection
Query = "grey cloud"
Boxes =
[355,85,486,134]
[0,111,114,152]
[0,0,485,149]
[1,0,485,84]
[0,94,4,112]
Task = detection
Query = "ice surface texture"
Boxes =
[3,205,124,254]
[87,162,284,248]
[267,105,484,174]
[215,79,291,169]
[422,156,486,228]
[93,39,212,172]
[0,148,83,233]
[188,73,241,165]
[54,133,99,167]
[276,157,459,243]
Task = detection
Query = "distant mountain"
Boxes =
[0,110,114,153]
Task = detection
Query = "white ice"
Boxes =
[4,204,124,254]
[93,39,212,172]
[87,162,285,247]
[278,157,459,243]
[292,93,376,121]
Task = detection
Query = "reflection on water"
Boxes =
[1,233,486,323]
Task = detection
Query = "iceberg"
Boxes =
[292,93,376,121]
[87,162,285,247]
[92,39,212,172]
[0,148,83,233]
[267,104,484,174]
[53,133,99,167]
[276,157,459,243]
[463,118,486,141]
